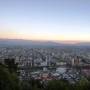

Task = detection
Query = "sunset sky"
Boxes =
[0,0,90,41]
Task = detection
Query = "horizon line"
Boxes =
[0,38,90,43]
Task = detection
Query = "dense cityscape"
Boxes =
[0,46,90,90]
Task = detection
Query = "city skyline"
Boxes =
[0,0,90,42]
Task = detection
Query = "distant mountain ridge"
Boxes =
[0,39,90,47]
[0,39,63,47]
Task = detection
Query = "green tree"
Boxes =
[21,81,31,90]
[75,77,90,90]
[4,58,18,73]
[46,80,72,90]
[0,65,21,90]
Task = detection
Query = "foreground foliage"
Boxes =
[0,59,90,90]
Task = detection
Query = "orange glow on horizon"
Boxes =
[0,33,90,43]
[0,27,90,42]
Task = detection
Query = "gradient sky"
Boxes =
[0,0,90,41]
